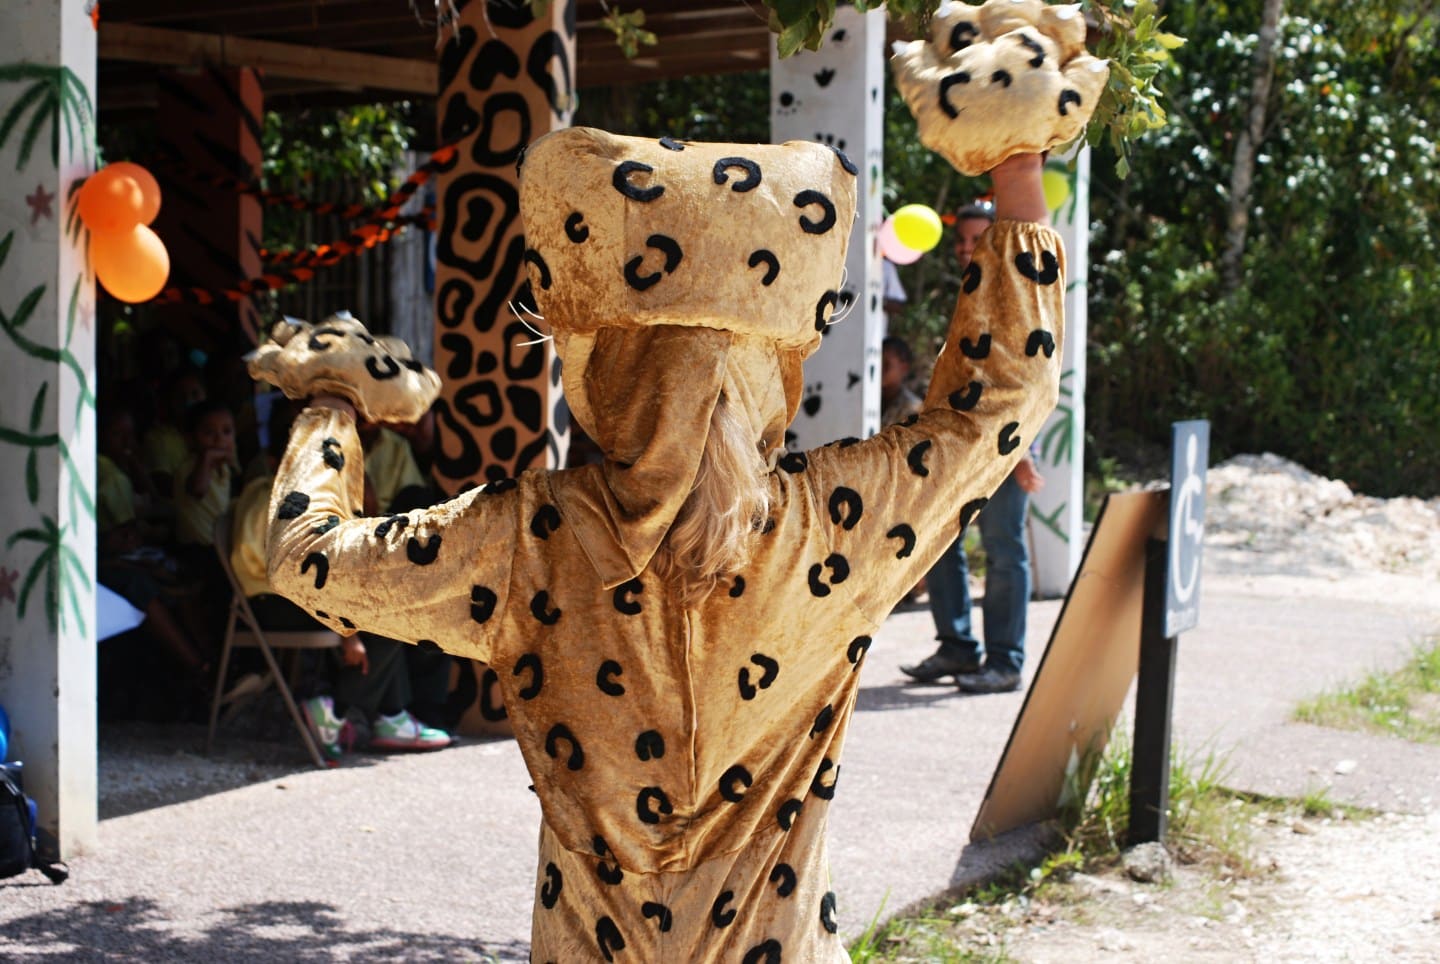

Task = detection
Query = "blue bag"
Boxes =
[0,762,67,884]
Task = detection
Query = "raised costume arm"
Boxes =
[794,212,1064,623]
[781,0,1097,624]
[249,316,517,663]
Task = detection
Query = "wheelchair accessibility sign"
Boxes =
[1165,421,1209,636]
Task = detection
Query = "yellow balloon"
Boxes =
[1042,168,1072,212]
[891,204,943,253]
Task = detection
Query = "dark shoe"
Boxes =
[956,668,1023,694]
[900,650,982,683]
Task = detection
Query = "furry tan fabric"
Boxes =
[258,115,1067,959]
[520,128,859,587]
[892,0,1109,175]
[263,226,1064,963]
[247,311,440,424]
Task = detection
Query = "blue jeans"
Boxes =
[925,471,1030,675]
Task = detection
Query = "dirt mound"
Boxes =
[1205,453,1440,582]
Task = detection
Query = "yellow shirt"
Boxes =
[230,474,274,599]
[96,454,136,534]
[364,427,424,512]
[142,424,188,480]
[172,453,233,546]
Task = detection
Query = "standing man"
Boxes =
[900,203,1046,694]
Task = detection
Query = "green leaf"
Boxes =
[27,382,47,431]
[771,0,813,24]
[776,22,812,58]
[12,285,43,330]
[25,450,38,504]
[65,275,80,348]
[15,546,54,621]
[62,574,86,636]
[45,553,58,632]
[0,81,47,154]
[6,526,51,548]
[18,90,57,170]
[60,443,95,519]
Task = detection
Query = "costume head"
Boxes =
[519,127,858,585]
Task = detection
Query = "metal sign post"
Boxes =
[1129,421,1209,845]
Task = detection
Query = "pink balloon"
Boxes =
[879,218,923,265]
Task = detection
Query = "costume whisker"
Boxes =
[509,301,554,343]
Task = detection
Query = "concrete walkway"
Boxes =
[3,558,1438,961]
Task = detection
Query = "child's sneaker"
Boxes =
[301,695,347,761]
[370,710,452,751]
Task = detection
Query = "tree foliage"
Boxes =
[261,103,418,252]
[1088,0,1440,496]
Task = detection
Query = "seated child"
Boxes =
[230,406,451,758]
[172,399,239,548]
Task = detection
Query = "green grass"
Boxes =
[850,913,1015,963]
[848,732,1264,962]
[1293,640,1440,744]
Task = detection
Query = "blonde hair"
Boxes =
[653,395,770,604]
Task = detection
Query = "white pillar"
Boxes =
[771,6,886,448]
[1029,149,1090,597]
[0,0,98,857]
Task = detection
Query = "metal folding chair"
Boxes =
[207,510,341,767]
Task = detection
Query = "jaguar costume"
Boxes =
[249,3,1101,959]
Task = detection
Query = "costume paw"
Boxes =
[891,0,1109,175]
[246,312,441,424]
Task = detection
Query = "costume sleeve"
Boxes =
[264,406,515,664]
[797,220,1066,624]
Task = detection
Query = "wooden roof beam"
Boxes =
[99,22,436,95]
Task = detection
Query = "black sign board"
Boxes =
[1164,420,1209,636]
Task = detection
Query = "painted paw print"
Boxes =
[776,90,802,115]
[814,132,848,153]
[802,383,824,418]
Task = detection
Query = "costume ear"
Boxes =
[556,330,598,444]
[777,347,808,429]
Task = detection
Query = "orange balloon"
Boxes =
[78,168,144,235]
[103,161,162,224]
[92,224,170,303]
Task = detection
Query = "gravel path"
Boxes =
[976,809,1440,963]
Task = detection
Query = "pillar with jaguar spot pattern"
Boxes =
[770,5,887,449]
[431,0,575,494]
[0,0,98,858]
